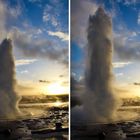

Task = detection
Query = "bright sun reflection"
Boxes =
[42,82,67,95]
[54,101,62,107]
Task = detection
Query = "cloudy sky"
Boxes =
[71,0,140,97]
[0,0,69,95]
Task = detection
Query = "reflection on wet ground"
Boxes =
[72,107,140,140]
[0,102,68,140]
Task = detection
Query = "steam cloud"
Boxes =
[0,39,20,119]
[83,7,119,122]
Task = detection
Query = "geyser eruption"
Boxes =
[0,38,20,119]
[84,7,118,122]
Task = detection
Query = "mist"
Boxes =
[0,38,21,119]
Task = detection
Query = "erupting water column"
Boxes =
[0,38,20,119]
[84,7,118,122]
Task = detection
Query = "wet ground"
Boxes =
[72,107,140,140]
[0,102,68,140]
[72,121,140,140]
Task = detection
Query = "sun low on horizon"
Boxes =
[41,82,69,95]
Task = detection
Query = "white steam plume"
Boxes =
[83,7,119,123]
[0,39,21,119]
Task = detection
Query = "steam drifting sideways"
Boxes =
[83,7,119,123]
[0,39,20,119]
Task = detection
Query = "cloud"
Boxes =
[71,75,84,91]
[59,74,66,78]
[9,5,21,18]
[43,4,58,27]
[36,29,43,34]
[28,0,41,2]
[113,30,140,61]
[123,0,139,5]
[48,31,69,41]
[51,16,58,26]
[43,12,49,22]
[113,62,132,68]
[9,27,68,66]
[116,73,124,77]
[39,80,50,83]
[42,0,67,29]
[15,59,38,66]
[20,70,29,74]
[134,82,140,85]
[138,11,140,25]
[0,1,68,66]
[132,31,137,37]
[116,0,140,6]
[61,81,69,86]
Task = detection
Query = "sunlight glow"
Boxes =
[43,82,67,95]
[54,101,63,107]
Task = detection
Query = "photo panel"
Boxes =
[0,0,69,139]
[71,0,140,139]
